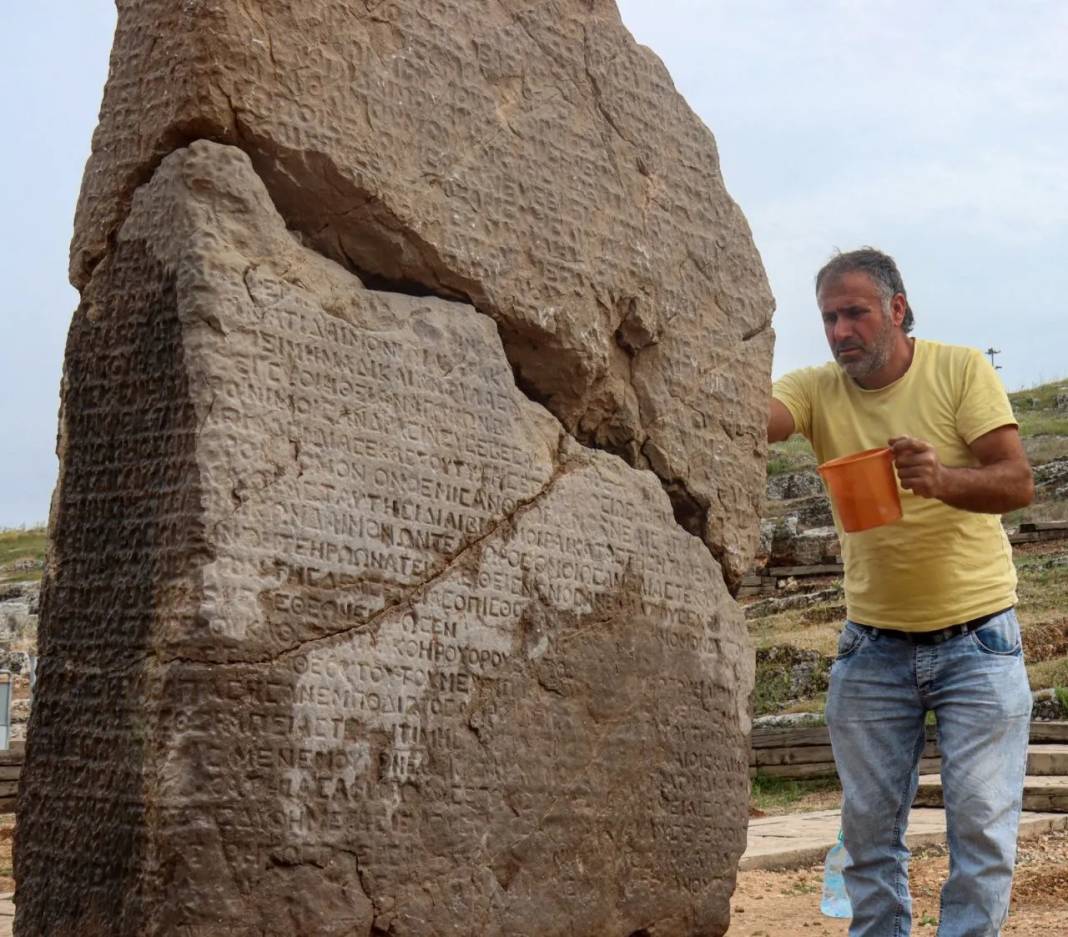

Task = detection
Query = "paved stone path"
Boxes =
[743,808,1068,871]
[0,893,11,937]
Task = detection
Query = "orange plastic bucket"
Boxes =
[817,447,902,533]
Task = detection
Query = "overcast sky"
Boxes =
[2,1,1067,527]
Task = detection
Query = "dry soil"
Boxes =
[729,827,1068,935]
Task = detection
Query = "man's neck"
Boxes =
[853,336,916,390]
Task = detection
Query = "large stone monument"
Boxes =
[17,3,774,935]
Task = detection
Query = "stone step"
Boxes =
[1028,744,1068,775]
[916,774,1068,812]
[750,739,1068,782]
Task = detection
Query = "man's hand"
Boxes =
[889,435,944,499]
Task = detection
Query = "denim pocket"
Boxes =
[971,611,1022,656]
[836,623,865,660]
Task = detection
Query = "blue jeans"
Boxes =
[825,608,1032,937]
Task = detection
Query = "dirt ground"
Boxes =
[729,827,1068,935]
[0,815,11,894]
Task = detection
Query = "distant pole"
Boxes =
[986,347,1002,370]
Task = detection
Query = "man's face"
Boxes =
[818,271,900,381]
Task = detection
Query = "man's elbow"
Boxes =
[1018,472,1035,509]
[1010,464,1035,510]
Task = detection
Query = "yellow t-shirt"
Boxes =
[772,339,1018,631]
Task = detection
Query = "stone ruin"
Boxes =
[16,2,774,935]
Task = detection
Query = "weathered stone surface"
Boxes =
[68,0,774,585]
[17,142,754,936]
[1035,458,1068,498]
[757,517,841,570]
[0,582,38,649]
[766,470,823,502]
[744,588,843,622]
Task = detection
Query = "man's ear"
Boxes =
[890,292,907,327]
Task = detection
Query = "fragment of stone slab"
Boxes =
[16,142,753,937]
[766,470,824,501]
[69,0,774,586]
[766,525,842,569]
[0,582,38,647]
[1034,458,1068,497]
[744,588,843,621]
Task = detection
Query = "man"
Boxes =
[768,248,1034,937]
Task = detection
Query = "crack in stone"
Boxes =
[88,80,724,569]
[84,105,733,660]
[742,319,772,342]
[196,391,217,435]
[162,436,575,669]
[500,4,630,188]
[236,0,278,70]
[581,25,640,153]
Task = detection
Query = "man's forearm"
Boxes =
[934,461,1034,514]
[891,429,1034,514]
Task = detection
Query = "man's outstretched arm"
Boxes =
[768,398,796,443]
[890,425,1034,513]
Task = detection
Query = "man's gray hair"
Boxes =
[815,247,915,334]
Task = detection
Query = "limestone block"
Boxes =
[766,470,824,502]
[17,142,753,936]
[68,0,774,585]
[765,523,841,569]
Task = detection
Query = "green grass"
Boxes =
[753,648,831,716]
[750,775,841,813]
[1016,560,1068,625]
[1009,380,1068,440]
[1014,551,1068,575]
[1022,434,1068,465]
[1009,380,1068,411]
[1005,501,1068,527]
[1016,414,1068,438]
[778,695,827,717]
[767,435,818,477]
[780,880,820,896]
[0,526,47,584]
[1027,658,1068,693]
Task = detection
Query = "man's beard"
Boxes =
[834,314,895,380]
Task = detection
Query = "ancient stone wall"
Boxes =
[17,3,773,935]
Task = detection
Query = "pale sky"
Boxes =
[2,1,1066,527]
